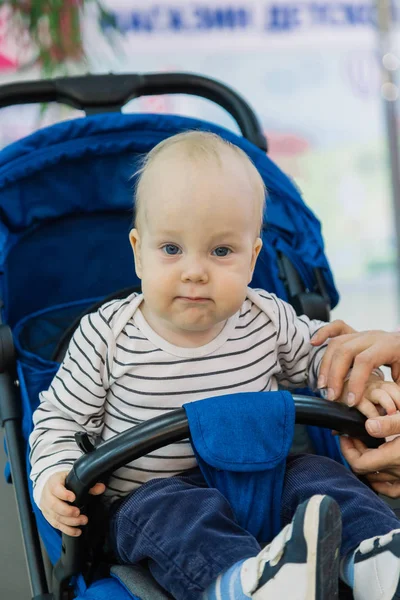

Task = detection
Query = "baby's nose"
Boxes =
[181,258,208,282]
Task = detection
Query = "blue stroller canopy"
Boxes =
[0,111,338,329]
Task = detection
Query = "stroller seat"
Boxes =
[111,565,171,599]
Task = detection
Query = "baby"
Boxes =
[30,131,400,600]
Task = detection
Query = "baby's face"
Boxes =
[130,152,262,347]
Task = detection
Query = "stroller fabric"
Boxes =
[0,112,338,328]
[184,390,295,542]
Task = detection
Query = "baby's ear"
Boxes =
[129,229,142,279]
[249,237,263,282]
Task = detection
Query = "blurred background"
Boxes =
[0,0,399,331]
[0,0,399,596]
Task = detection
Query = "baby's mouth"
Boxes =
[177,296,210,303]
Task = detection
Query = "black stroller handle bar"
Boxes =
[0,72,267,151]
[65,395,380,505]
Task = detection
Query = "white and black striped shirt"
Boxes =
[29,288,327,506]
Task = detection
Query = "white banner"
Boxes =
[97,0,399,47]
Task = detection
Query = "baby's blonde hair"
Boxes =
[133,131,266,235]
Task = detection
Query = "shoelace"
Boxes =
[241,521,295,595]
[257,522,294,571]
[359,528,400,555]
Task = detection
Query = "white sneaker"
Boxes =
[241,495,342,600]
[353,529,400,600]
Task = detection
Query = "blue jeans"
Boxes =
[109,454,400,600]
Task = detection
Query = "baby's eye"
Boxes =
[212,247,231,257]
[162,244,181,256]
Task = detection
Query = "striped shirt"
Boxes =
[29,288,327,506]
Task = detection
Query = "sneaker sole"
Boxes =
[303,495,342,600]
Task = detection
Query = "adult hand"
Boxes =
[340,432,400,498]
[311,322,400,495]
[311,323,400,406]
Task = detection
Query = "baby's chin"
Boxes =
[173,318,222,332]
[171,314,227,333]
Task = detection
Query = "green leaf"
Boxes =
[4,0,118,77]
[48,11,60,45]
[71,7,82,45]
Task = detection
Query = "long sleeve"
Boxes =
[269,294,327,391]
[29,309,112,507]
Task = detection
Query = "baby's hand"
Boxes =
[40,471,105,536]
[356,380,400,419]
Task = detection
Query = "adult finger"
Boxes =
[343,437,399,473]
[338,436,396,475]
[339,436,365,474]
[311,321,356,346]
[349,436,368,453]
[349,333,400,391]
[329,340,384,405]
[366,413,400,438]
[342,347,387,407]
[317,335,356,391]
[318,331,400,397]
[393,362,400,384]
[370,480,400,498]
[366,471,399,483]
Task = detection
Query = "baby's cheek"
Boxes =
[144,271,171,293]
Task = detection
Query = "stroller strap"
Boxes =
[184,390,295,543]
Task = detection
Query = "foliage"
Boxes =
[0,0,117,75]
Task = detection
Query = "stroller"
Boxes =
[0,72,380,600]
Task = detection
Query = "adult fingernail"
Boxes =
[327,388,335,401]
[367,419,381,434]
[347,393,356,407]
[318,375,326,388]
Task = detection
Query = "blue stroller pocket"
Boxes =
[4,299,99,484]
